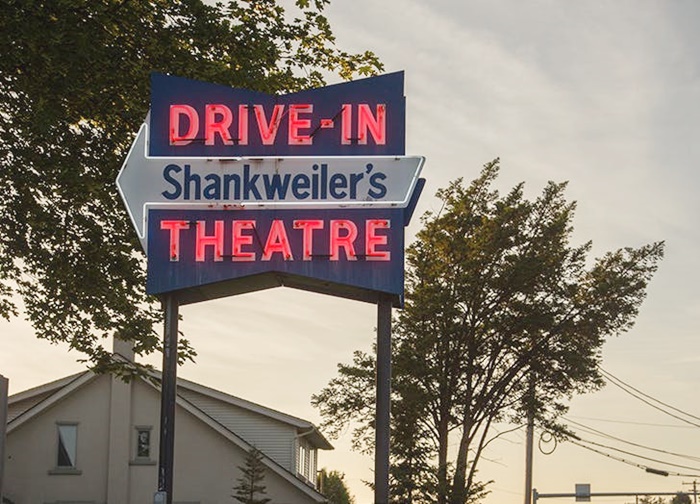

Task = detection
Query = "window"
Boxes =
[49,422,81,475]
[136,428,151,458]
[297,445,307,476]
[57,423,77,468]
[297,443,316,482]
[131,425,156,466]
[308,448,317,484]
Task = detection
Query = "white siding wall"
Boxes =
[178,389,297,471]
[4,376,111,504]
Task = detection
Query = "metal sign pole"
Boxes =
[375,294,392,504]
[156,294,179,504]
[0,374,8,501]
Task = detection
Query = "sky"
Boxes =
[2,1,700,503]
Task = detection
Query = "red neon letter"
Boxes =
[357,104,386,145]
[170,104,199,145]
[293,220,324,260]
[262,220,293,261]
[232,220,256,261]
[238,104,249,145]
[160,220,190,261]
[195,220,224,262]
[366,219,391,261]
[330,220,358,261]
[204,104,234,146]
[341,104,353,145]
[288,104,313,145]
[254,104,284,145]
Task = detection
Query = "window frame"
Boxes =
[48,421,82,475]
[130,425,157,466]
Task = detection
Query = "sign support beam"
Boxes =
[157,294,179,504]
[375,294,392,504]
[117,71,421,504]
[0,374,8,501]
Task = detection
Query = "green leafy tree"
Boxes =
[0,0,381,375]
[313,160,664,504]
[232,446,271,504]
[318,468,355,504]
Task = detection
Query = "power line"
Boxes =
[568,438,700,479]
[567,415,695,429]
[564,417,700,463]
[573,436,700,472]
[600,368,700,423]
[600,368,700,428]
[550,368,700,479]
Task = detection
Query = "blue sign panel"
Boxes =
[147,208,407,305]
[149,72,405,157]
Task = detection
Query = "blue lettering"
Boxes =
[329,173,348,199]
[162,164,182,200]
[184,164,201,200]
[320,164,328,199]
[292,174,310,199]
[223,174,241,200]
[311,164,320,199]
[349,172,364,199]
[243,164,261,200]
[263,173,291,200]
[368,172,387,199]
[203,174,221,200]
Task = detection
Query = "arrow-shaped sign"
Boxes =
[116,122,424,251]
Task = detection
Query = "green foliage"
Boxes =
[232,446,271,504]
[318,468,355,504]
[313,159,664,504]
[0,0,382,376]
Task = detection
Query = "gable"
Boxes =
[7,372,87,424]
[7,391,54,423]
[177,387,297,470]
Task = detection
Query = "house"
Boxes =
[2,340,332,504]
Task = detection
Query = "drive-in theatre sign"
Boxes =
[118,72,424,305]
[116,72,424,504]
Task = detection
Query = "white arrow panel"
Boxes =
[116,122,424,251]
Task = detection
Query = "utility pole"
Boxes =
[524,375,535,504]
[682,480,698,503]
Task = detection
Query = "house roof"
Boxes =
[7,371,86,405]
[8,370,332,448]
[8,371,96,429]
[172,375,333,450]
[7,369,332,502]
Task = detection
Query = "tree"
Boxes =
[318,468,355,504]
[671,493,692,504]
[640,497,667,504]
[312,160,664,504]
[232,446,271,504]
[0,0,381,375]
